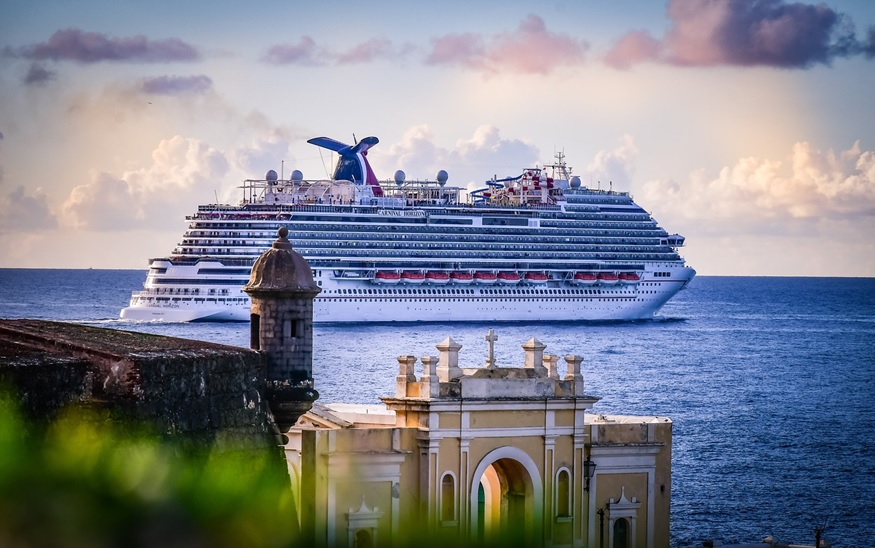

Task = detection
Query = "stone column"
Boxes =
[522,337,547,375]
[436,337,463,382]
[543,353,560,379]
[564,354,585,396]
[420,355,440,398]
[396,355,417,398]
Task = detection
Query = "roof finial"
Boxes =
[273,226,293,250]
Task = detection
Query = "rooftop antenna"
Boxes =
[214,189,219,205]
[281,160,284,181]
[352,133,357,144]
[814,516,830,548]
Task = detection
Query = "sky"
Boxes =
[1,0,874,276]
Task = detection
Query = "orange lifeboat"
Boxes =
[572,272,597,286]
[618,272,640,284]
[450,271,474,284]
[597,272,619,285]
[524,272,549,284]
[400,271,426,284]
[425,271,450,285]
[374,271,401,285]
[497,271,521,285]
[473,271,498,284]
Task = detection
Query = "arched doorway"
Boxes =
[469,447,543,544]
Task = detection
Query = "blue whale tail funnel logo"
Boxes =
[307,136,383,197]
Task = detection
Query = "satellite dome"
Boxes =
[290,169,304,182]
[394,170,406,185]
[436,169,448,186]
[570,176,581,189]
[266,169,278,182]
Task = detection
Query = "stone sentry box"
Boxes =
[244,227,322,435]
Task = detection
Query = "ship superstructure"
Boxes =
[120,136,694,322]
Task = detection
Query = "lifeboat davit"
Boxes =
[473,271,498,284]
[572,272,597,286]
[497,271,521,285]
[524,272,549,284]
[425,271,450,285]
[450,271,474,284]
[400,271,426,284]
[374,271,401,285]
[597,272,619,285]
[618,272,640,284]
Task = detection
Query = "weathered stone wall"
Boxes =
[0,320,276,449]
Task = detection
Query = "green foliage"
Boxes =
[0,397,299,547]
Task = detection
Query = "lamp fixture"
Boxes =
[584,457,597,491]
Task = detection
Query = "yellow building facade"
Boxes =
[286,332,671,547]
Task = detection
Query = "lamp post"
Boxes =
[597,507,606,548]
[584,457,597,491]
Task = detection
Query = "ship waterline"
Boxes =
[120,136,695,323]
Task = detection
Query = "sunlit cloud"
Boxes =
[140,75,213,96]
[6,28,200,63]
[639,140,875,236]
[61,136,229,231]
[425,14,588,74]
[582,135,640,190]
[231,130,293,176]
[605,0,871,69]
[372,125,540,186]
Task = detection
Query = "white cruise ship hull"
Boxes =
[120,266,695,323]
[120,140,696,323]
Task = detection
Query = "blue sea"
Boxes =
[1,269,873,547]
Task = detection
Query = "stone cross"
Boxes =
[485,328,498,368]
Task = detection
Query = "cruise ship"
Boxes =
[120,135,695,323]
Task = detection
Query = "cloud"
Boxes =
[582,135,640,190]
[231,130,293,176]
[261,36,324,65]
[7,28,200,63]
[262,36,410,66]
[605,0,868,69]
[425,14,588,74]
[425,33,485,67]
[140,75,213,96]
[23,63,57,86]
[373,125,540,187]
[639,141,875,236]
[61,136,229,231]
[263,15,586,73]
[865,26,875,58]
[336,38,393,64]
[0,186,58,233]
[603,31,663,70]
